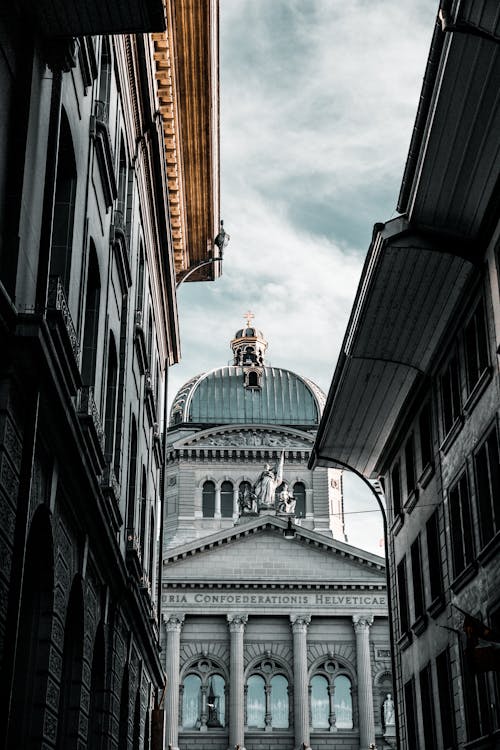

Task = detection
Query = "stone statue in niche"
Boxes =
[277,481,296,514]
[253,453,284,509]
[238,482,257,514]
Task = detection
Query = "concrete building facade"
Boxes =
[0,1,219,747]
[162,325,393,750]
[312,2,500,748]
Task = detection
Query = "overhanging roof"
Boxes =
[399,0,500,243]
[153,0,220,284]
[312,217,474,477]
[313,1,500,479]
[25,0,165,36]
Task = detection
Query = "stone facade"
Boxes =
[162,327,392,750]
[0,3,219,747]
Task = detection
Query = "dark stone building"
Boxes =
[0,1,219,747]
[312,2,500,748]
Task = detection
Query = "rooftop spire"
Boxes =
[230,317,268,369]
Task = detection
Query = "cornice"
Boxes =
[152,0,220,281]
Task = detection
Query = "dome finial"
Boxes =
[243,310,255,327]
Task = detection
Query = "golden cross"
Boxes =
[243,311,255,327]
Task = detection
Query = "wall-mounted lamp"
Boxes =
[176,220,230,288]
[283,517,295,539]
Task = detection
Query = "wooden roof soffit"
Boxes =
[152,0,220,283]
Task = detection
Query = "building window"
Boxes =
[426,510,443,604]
[405,433,417,498]
[334,674,353,729]
[270,675,289,729]
[474,426,500,549]
[310,675,329,729]
[202,481,215,518]
[81,241,101,386]
[404,677,418,747]
[436,648,456,748]
[293,482,306,518]
[441,356,461,436]
[390,461,402,518]
[397,558,410,636]
[419,663,437,749]
[104,335,118,464]
[181,662,225,730]
[448,472,474,579]
[419,401,433,471]
[246,658,290,730]
[50,110,77,296]
[411,536,425,624]
[182,674,201,729]
[310,660,353,730]
[247,675,265,728]
[464,299,489,394]
[221,481,233,518]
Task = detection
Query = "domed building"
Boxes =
[161,321,393,750]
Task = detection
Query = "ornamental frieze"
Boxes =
[180,428,314,449]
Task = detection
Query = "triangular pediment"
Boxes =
[171,424,315,450]
[163,516,385,586]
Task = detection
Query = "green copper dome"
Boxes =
[170,366,325,426]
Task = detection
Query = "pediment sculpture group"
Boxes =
[239,455,296,516]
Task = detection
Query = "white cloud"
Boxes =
[169,0,437,553]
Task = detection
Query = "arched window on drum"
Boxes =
[202,481,215,518]
[221,481,233,518]
[293,482,306,518]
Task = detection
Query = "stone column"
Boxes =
[227,613,248,750]
[165,614,184,750]
[215,485,221,518]
[291,614,311,749]
[233,487,239,519]
[352,615,375,750]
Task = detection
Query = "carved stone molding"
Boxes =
[227,613,248,632]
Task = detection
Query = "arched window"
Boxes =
[8,507,54,747]
[50,110,77,296]
[247,371,259,388]
[88,622,106,747]
[104,335,118,464]
[334,674,353,729]
[118,665,129,749]
[136,245,145,312]
[148,507,155,582]
[270,675,289,728]
[247,675,265,728]
[56,579,85,749]
[208,675,225,727]
[126,418,137,534]
[182,674,201,728]
[117,141,127,220]
[202,481,215,518]
[293,482,306,518]
[221,481,233,518]
[139,467,147,560]
[81,241,101,386]
[97,37,111,121]
[311,675,329,728]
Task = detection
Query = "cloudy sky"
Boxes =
[169,0,438,554]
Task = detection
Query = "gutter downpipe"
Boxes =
[310,448,400,750]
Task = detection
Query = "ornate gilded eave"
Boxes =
[153,0,220,283]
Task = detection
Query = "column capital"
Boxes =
[290,614,311,633]
[165,613,185,632]
[227,613,248,632]
[352,614,373,634]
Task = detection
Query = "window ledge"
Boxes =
[439,415,464,455]
[396,630,413,652]
[427,594,446,619]
[418,462,435,490]
[463,366,493,416]
[403,488,419,514]
[390,512,404,536]
[477,528,500,565]
[411,614,428,637]
[450,561,479,594]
